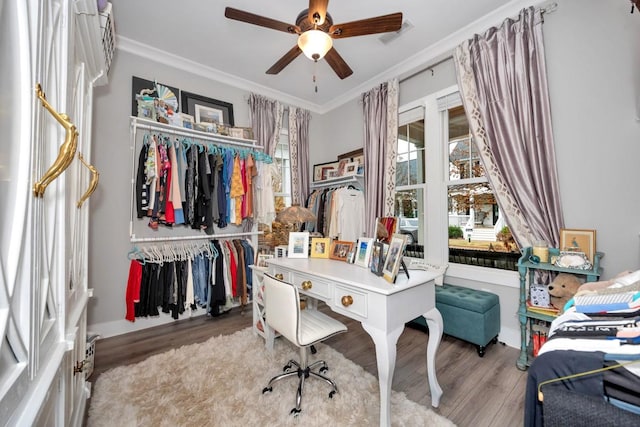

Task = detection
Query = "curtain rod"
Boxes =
[399,2,558,85]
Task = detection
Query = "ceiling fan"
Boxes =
[224,1,403,79]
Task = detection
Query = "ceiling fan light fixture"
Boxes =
[297,30,332,61]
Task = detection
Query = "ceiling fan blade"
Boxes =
[324,47,353,80]
[225,7,300,34]
[308,0,329,25]
[266,45,303,75]
[329,13,403,39]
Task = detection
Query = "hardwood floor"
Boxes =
[88,305,527,426]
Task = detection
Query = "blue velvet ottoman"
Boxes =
[411,284,500,357]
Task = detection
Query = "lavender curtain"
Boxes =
[288,107,311,205]
[361,79,399,237]
[454,7,563,249]
[248,93,283,157]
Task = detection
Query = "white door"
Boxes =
[0,0,95,425]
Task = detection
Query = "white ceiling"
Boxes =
[110,0,530,112]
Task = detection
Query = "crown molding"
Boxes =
[116,36,324,113]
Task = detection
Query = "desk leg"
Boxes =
[423,307,444,407]
[265,325,275,351]
[362,323,403,427]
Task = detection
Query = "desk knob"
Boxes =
[301,280,312,290]
[341,295,353,307]
[275,273,284,280]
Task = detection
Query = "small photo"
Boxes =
[288,232,310,258]
[329,240,354,262]
[311,237,331,258]
[256,253,274,268]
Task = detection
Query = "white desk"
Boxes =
[264,258,443,427]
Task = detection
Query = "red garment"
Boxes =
[125,260,143,322]
[164,166,175,224]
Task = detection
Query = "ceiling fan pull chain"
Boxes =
[314,61,318,93]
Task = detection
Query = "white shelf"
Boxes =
[310,174,364,189]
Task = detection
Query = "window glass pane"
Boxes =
[397,120,425,186]
[394,188,424,245]
[446,105,518,270]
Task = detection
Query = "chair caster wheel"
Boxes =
[320,366,328,374]
[262,387,272,394]
[290,408,301,416]
[283,363,293,372]
[329,390,336,399]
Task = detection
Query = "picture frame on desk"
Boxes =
[382,234,408,283]
[310,237,330,258]
[370,241,385,276]
[354,238,373,268]
[559,228,596,263]
[329,240,353,262]
[287,232,309,258]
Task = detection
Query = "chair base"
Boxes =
[262,349,338,416]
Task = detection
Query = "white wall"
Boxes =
[88,1,640,346]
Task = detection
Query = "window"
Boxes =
[273,111,291,211]
[395,107,425,246]
[396,87,518,271]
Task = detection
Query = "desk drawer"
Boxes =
[333,284,367,318]
[291,272,332,300]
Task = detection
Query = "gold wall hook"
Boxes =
[33,83,79,197]
[76,152,99,208]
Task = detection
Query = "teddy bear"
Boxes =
[547,273,582,313]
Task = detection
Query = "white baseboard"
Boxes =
[88,312,207,339]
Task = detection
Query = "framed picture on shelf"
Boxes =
[311,237,331,258]
[131,76,180,117]
[313,161,339,181]
[382,234,409,283]
[370,241,385,276]
[287,232,310,258]
[329,240,354,262]
[181,90,234,126]
[337,159,349,176]
[559,228,596,263]
[343,161,358,176]
[338,148,364,161]
[354,238,373,268]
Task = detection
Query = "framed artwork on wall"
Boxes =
[181,90,234,126]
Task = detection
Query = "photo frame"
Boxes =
[370,241,385,276]
[131,76,179,117]
[343,161,358,176]
[228,128,244,139]
[329,240,354,262]
[313,161,339,182]
[337,159,349,176]
[181,91,234,126]
[178,113,194,129]
[338,148,364,161]
[287,232,309,258]
[354,238,373,268]
[382,234,409,283]
[559,228,596,263]
[310,237,331,258]
[256,253,274,268]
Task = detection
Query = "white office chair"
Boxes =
[262,273,347,416]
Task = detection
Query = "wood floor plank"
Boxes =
[88,305,527,426]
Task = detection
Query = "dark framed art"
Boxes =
[181,91,234,126]
[131,76,179,116]
[313,161,339,182]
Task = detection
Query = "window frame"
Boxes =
[401,86,518,287]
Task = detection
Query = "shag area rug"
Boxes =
[87,327,455,426]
